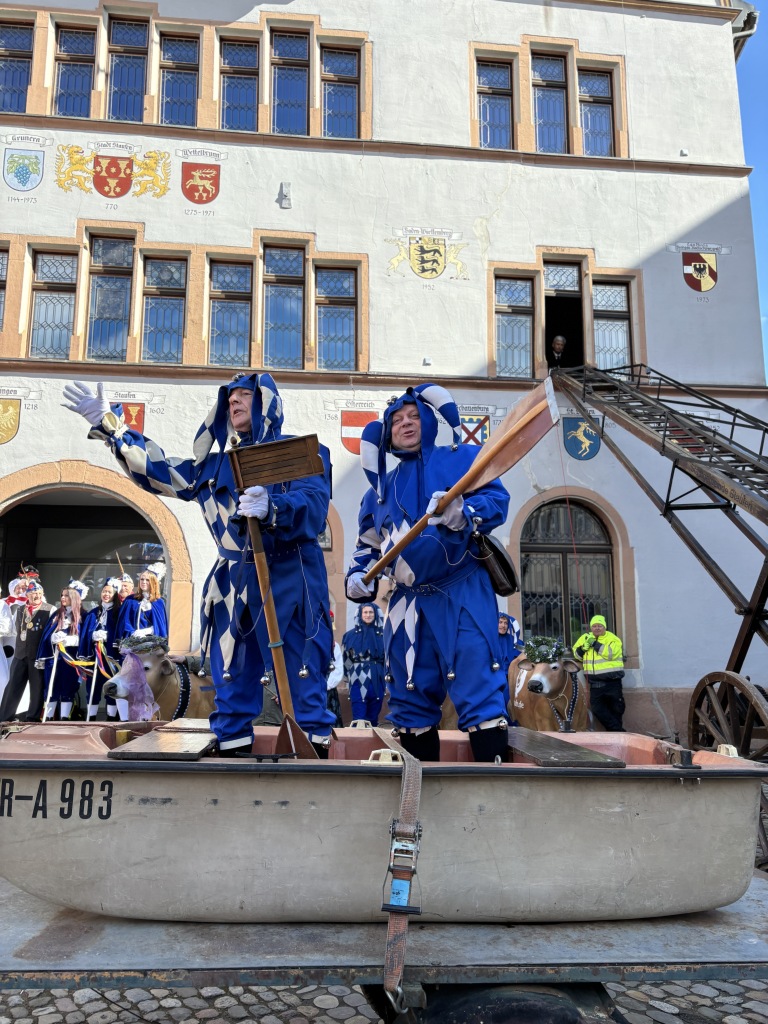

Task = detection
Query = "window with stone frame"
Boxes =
[321,47,359,139]
[263,247,305,369]
[0,22,33,113]
[0,250,7,329]
[221,39,259,132]
[494,277,534,378]
[86,237,134,361]
[532,54,568,154]
[142,258,187,364]
[316,267,356,370]
[54,26,96,118]
[579,70,614,157]
[593,281,631,369]
[30,252,79,359]
[160,34,199,127]
[107,19,148,123]
[477,60,513,150]
[209,261,252,367]
[271,32,309,136]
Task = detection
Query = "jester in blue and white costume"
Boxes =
[345,384,511,763]
[342,603,386,725]
[497,612,524,703]
[79,577,122,720]
[62,375,335,753]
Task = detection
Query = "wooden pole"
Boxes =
[245,517,295,720]
[363,381,558,584]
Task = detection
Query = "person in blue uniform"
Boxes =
[62,374,335,754]
[37,580,87,721]
[116,564,168,641]
[497,611,523,702]
[342,602,386,725]
[79,577,122,720]
[345,384,510,762]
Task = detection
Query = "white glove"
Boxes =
[61,381,111,427]
[132,626,153,637]
[347,573,374,601]
[63,634,80,647]
[237,485,270,520]
[51,630,67,645]
[426,491,467,530]
[92,630,108,642]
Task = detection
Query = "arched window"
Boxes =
[520,501,614,646]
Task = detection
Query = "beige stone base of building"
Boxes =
[621,687,695,744]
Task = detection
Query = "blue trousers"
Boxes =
[350,684,385,726]
[386,610,508,731]
[209,607,335,749]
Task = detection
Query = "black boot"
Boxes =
[469,726,508,763]
[312,741,330,760]
[220,741,254,758]
[398,726,440,762]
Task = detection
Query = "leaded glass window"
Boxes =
[209,262,252,367]
[544,263,580,293]
[579,71,613,157]
[30,253,78,360]
[108,20,147,123]
[0,250,7,329]
[322,48,358,139]
[221,40,258,132]
[520,501,614,646]
[532,55,567,154]
[495,277,533,378]
[272,33,308,135]
[160,36,198,127]
[593,281,630,369]
[142,258,186,364]
[54,27,96,118]
[316,268,356,370]
[263,247,304,369]
[0,23,33,113]
[87,238,134,361]
[477,61,512,150]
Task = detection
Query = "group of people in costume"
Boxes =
[51,374,625,756]
[0,563,168,722]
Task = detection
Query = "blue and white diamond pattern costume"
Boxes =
[345,384,510,746]
[67,373,335,750]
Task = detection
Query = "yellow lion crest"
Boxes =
[132,150,170,198]
[55,145,94,194]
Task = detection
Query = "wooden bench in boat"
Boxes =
[508,726,626,768]
[108,724,217,761]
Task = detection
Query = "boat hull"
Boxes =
[0,725,762,923]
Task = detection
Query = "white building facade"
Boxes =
[0,0,764,729]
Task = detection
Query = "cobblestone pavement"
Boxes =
[1,981,766,1024]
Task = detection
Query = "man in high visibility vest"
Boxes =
[572,614,625,731]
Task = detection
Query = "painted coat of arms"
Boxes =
[563,418,600,460]
[341,410,378,455]
[386,227,469,279]
[682,252,717,293]
[121,402,145,433]
[182,162,220,204]
[93,154,133,198]
[3,149,44,191]
[461,415,490,446]
[0,399,21,445]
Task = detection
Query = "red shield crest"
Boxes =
[93,155,133,198]
[341,410,378,455]
[682,252,717,293]
[182,162,220,205]
[122,402,145,433]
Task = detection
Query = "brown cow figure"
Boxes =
[509,649,589,733]
[103,635,216,722]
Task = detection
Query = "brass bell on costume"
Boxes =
[446,669,456,681]
[260,673,270,686]
[491,661,500,671]
[406,680,415,691]
[298,665,309,678]
[385,672,393,683]
[197,668,206,677]
[223,671,232,681]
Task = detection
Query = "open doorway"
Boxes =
[0,488,166,610]
[544,263,585,369]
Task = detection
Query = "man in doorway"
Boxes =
[61,375,335,755]
[345,384,510,763]
[547,335,567,370]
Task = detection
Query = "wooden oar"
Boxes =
[363,378,560,584]
[229,436,326,760]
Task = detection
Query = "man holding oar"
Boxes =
[345,384,512,763]
[62,373,335,756]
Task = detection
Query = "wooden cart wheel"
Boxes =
[688,671,768,870]
[688,671,768,759]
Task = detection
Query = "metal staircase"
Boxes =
[553,364,768,670]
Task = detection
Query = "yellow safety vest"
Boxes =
[573,630,624,677]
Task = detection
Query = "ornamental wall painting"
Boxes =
[386,227,469,280]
